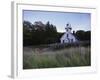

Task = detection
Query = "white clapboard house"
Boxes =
[60,23,78,44]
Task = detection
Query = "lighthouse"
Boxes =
[60,23,78,43]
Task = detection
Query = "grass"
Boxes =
[23,46,91,69]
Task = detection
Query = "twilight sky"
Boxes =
[23,10,91,32]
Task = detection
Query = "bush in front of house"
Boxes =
[48,41,90,51]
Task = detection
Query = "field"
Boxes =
[23,44,91,69]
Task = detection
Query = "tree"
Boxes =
[76,30,85,41]
[85,31,91,40]
[23,21,33,46]
[75,30,91,41]
[45,21,58,44]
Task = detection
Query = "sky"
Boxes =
[23,10,91,32]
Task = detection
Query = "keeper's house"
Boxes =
[60,23,78,44]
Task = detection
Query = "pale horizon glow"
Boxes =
[23,10,91,32]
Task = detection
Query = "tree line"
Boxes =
[23,21,91,46]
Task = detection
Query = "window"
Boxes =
[71,39,73,42]
[67,34,68,37]
[67,23,69,26]
[63,40,64,43]
[66,29,68,31]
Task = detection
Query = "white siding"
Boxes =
[60,33,77,43]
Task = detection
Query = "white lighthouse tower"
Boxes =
[65,23,72,34]
[60,23,77,43]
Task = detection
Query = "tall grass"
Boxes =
[23,46,90,69]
